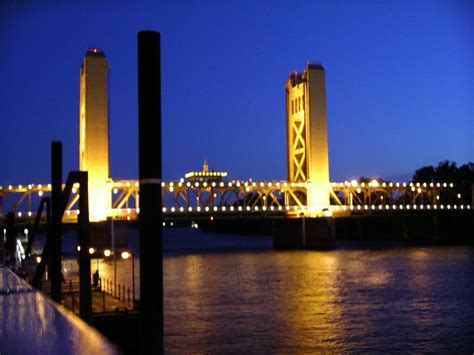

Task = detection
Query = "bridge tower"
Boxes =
[79,48,111,221]
[285,63,330,211]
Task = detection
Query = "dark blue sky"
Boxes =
[1,0,472,184]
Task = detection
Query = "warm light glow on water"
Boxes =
[163,244,474,353]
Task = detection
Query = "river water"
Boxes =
[59,228,474,353]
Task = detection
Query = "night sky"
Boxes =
[1,0,472,185]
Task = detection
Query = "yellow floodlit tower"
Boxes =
[285,63,330,211]
[79,48,111,221]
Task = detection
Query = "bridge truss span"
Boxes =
[0,179,470,223]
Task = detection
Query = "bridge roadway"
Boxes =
[0,179,469,223]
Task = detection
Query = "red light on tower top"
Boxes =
[85,48,106,58]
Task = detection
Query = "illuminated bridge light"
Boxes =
[171,207,175,212]
[430,183,434,187]
[28,211,32,217]
[396,183,400,187]
[213,207,218,211]
[270,206,274,211]
[230,206,234,211]
[76,210,80,215]
[440,205,444,209]
[254,206,259,211]
[66,210,71,216]
[406,205,410,210]
[467,205,471,210]
[389,183,393,187]
[179,207,184,212]
[423,183,427,187]
[278,206,282,211]
[126,182,130,187]
[361,182,366,187]
[427,205,431,209]
[17,212,22,217]
[188,207,193,212]
[371,205,375,210]
[113,188,118,194]
[178,182,183,187]
[262,206,267,211]
[136,208,140,213]
[453,205,457,209]
[392,205,396,209]
[162,207,167,212]
[402,183,406,187]
[356,188,361,193]
[413,205,417,209]
[416,183,420,187]
[211,182,216,187]
[417,188,422,193]
[378,205,383,210]
[221,206,226,211]
[356,205,361,210]
[196,207,201,212]
[38,191,43,197]
[399,205,404,209]
[420,205,424,209]
[127,208,131,214]
[72,187,77,194]
[238,206,243,211]
[434,205,438,209]
[161,182,165,187]
[8,185,12,190]
[385,205,390,210]
[447,205,451,209]
[449,183,453,188]
[293,206,298,211]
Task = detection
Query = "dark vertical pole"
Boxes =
[138,30,163,354]
[78,171,92,323]
[50,141,62,303]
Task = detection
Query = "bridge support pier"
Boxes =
[273,217,335,249]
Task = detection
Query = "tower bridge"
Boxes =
[0,178,468,223]
[0,51,471,224]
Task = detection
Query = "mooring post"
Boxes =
[77,171,92,323]
[138,30,164,354]
[50,141,62,303]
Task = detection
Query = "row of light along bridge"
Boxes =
[0,179,468,223]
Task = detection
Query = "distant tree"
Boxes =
[412,161,474,205]
[412,165,436,183]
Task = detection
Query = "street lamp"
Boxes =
[121,250,135,309]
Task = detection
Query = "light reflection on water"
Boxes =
[162,234,474,353]
[52,229,474,352]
